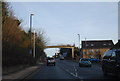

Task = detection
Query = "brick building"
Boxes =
[81,40,114,59]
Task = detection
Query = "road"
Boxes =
[30,59,118,80]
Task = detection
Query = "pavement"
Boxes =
[2,62,45,81]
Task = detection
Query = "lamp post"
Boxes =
[77,34,81,58]
[33,30,36,58]
[77,34,80,49]
[85,37,87,58]
[29,14,34,55]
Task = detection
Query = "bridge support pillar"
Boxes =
[72,47,74,59]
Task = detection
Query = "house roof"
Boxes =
[113,40,120,49]
[82,40,114,49]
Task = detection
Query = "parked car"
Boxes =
[79,58,92,67]
[89,58,100,62]
[102,49,120,77]
[46,57,56,66]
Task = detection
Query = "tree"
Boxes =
[2,2,47,69]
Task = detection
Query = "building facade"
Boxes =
[81,40,114,59]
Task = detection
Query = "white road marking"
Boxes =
[58,61,84,79]
[70,73,76,77]
[76,72,78,77]
[75,69,77,72]
[80,79,84,81]
[66,69,69,72]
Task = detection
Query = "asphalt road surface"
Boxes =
[30,59,118,80]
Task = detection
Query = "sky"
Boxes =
[9,2,118,56]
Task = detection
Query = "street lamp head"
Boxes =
[31,14,34,16]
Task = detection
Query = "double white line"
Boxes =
[74,66,78,77]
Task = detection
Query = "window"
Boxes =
[89,50,92,53]
[91,44,94,46]
[103,44,106,46]
[84,51,87,54]
[86,44,89,46]
[111,51,116,57]
[91,49,94,53]
[96,49,100,53]
[81,58,89,61]
[89,50,94,53]
[103,50,112,57]
[96,49,100,52]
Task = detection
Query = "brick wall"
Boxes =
[82,48,110,58]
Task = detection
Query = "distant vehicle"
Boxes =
[79,58,92,67]
[102,49,120,77]
[89,58,100,62]
[46,57,55,66]
[60,56,64,60]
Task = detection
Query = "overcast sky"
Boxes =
[10,2,118,56]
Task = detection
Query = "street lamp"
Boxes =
[77,34,80,49]
[33,30,36,58]
[77,34,81,58]
[85,37,87,58]
[29,14,34,55]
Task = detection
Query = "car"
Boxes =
[79,58,92,67]
[89,58,100,62]
[102,49,120,77]
[60,56,64,60]
[46,57,56,66]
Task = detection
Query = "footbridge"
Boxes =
[45,45,75,58]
